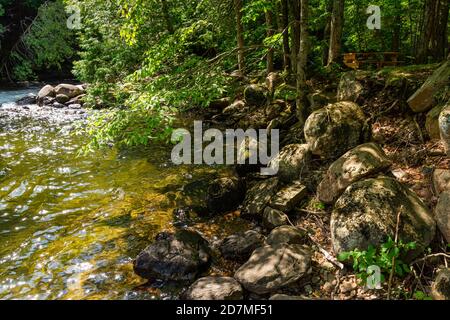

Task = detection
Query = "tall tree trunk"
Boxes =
[296,0,309,123]
[322,0,333,66]
[432,0,449,61]
[234,0,245,73]
[290,0,301,75]
[416,0,436,63]
[160,0,174,34]
[265,9,275,74]
[327,0,345,66]
[281,0,291,73]
[392,2,402,52]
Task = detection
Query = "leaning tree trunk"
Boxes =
[265,8,275,74]
[234,0,245,73]
[296,0,309,124]
[327,0,345,67]
[280,0,291,73]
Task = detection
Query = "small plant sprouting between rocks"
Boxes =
[338,238,417,287]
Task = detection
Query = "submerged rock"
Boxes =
[331,177,435,259]
[317,143,391,204]
[219,230,265,261]
[182,276,243,300]
[241,177,278,217]
[435,191,450,243]
[269,144,311,183]
[206,177,245,214]
[234,243,311,294]
[133,229,211,281]
[304,101,367,159]
[431,268,450,300]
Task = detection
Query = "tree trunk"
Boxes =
[290,0,301,75]
[265,9,275,74]
[392,2,402,53]
[234,0,245,73]
[327,0,345,66]
[416,0,437,63]
[296,0,309,123]
[281,0,291,73]
[160,0,174,34]
[432,0,449,61]
[322,0,333,66]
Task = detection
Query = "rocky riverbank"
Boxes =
[131,62,449,300]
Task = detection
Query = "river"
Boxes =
[0,88,239,300]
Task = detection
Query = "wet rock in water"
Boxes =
[435,191,450,243]
[52,102,66,109]
[263,207,289,229]
[241,177,278,217]
[68,104,82,110]
[431,268,450,300]
[55,94,70,104]
[54,83,84,99]
[269,180,307,212]
[219,230,265,261]
[269,144,311,183]
[244,84,268,107]
[234,243,311,294]
[37,84,56,102]
[317,143,392,204]
[337,71,365,102]
[439,104,450,156]
[304,101,367,160]
[331,177,436,259]
[133,229,211,281]
[266,225,308,245]
[425,104,445,139]
[16,93,37,105]
[433,169,450,194]
[207,177,245,214]
[182,276,243,300]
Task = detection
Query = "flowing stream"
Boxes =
[0,88,231,300]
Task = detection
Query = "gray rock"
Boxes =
[182,276,243,300]
[219,230,265,261]
[435,191,450,243]
[16,93,37,105]
[304,101,367,159]
[425,104,445,139]
[266,225,308,245]
[133,229,211,281]
[234,243,311,294]
[68,94,86,106]
[244,84,268,107]
[263,207,289,229]
[337,71,365,102]
[317,143,391,204]
[269,144,311,183]
[269,180,308,212]
[331,177,436,259]
[241,177,278,217]
[431,268,450,300]
[433,169,450,195]
[439,104,450,156]
[54,83,84,98]
[55,94,70,104]
[52,102,66,109]
[38,85,56,100]
[68,104,82,110]
[206,177,245,214]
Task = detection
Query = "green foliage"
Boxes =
[338,238,417,286]
[413,291,433,300]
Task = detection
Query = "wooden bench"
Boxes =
[343,52,400,69]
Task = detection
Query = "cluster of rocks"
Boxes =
[133,62,449,300]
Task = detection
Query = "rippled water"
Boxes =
[0,89,229,300]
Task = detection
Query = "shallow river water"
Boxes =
[0,88,229,300]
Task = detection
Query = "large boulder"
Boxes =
[269,144,311,183]
[331,177,436,259]
[431,268,450,300]
[407,59,450,113]
[54,84,84,99]
[133,229,211,281]
[37,84,56,101]
[317,143,391,204]
[269,180,308,212]
[244,84,268,107]
[55,94,70,104]
[439,103,450,156]
[182,276,243,300]
[234,244,311,294]
[425,104,445,139]
[304,101,367,159]
[241,177,278,217]
[219,230,265,261]
[266,225,309,246]
[433,169,450,195]
[206,177,245,214]
[435,191,450,243]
